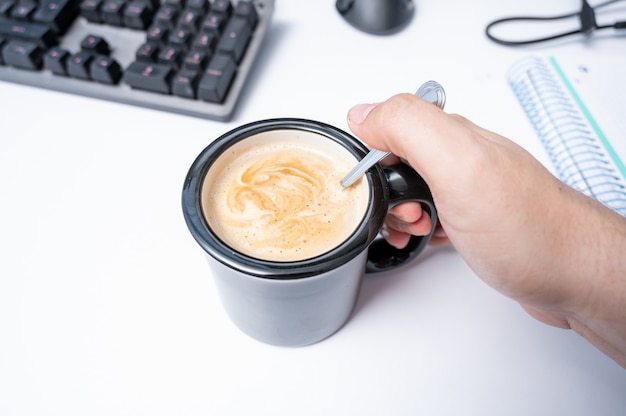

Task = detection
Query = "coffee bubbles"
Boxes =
[201,130,369,262]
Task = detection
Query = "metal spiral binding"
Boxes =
[507,56,626,216]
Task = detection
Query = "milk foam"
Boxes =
[202,134,369,262]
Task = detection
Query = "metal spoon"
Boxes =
[340,80,446,188]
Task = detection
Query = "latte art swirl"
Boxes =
[230,153,338,245]
[205,140,369,262]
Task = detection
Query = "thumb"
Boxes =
[346,93,467,186]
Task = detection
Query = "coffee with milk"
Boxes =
[201,130,370,262]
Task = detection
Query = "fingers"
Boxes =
[386,203,432,236]
[380,224,412,249]
[381,205,450,249]
[380,202,435,249]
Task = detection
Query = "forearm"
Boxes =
[481,174,626,368]
[346,94,626,366]
[552,186,626,367]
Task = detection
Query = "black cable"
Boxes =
[485,0,626,46]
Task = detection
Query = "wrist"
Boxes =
[546,186,626,367]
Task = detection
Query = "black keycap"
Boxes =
[162,0,182,9]
[2,39,43,69]
[185,0,207,14]
[172,68,199,98]
[67,50,93,79]
[123,1,153,30]
[90,54,122,84]
[234,1,257,28]
[0,0,14,17]
[81,34,110,54]
[135,41,158,61]
[146,23,168,46]
[43,46,70,74]
[33,0,78,34]
[197,53,235,102]
[211,0,232,16]
[124,60,174,94]
[177,9,202,31]
[11,0,36,20]
[154,4,178,29]
[168,26,193,46]
[183,49,209,71]
[217,17,251,63]
[192,30,216,50]
[157,44,183,68]
[101,0,124,26]
[0,18,58,48]
[200,12,226,34]
[79,0,102,23]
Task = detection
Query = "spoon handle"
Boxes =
[341,81,446,188]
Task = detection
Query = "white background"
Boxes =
[1,1,625,415]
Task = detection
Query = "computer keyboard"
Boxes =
[0,0,274,120]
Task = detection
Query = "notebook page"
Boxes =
[549,55,626,181]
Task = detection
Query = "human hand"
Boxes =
[346,93,626,368]
[347,94,559,295]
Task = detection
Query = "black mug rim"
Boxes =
[182,118,389,280]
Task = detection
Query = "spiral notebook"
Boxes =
[507,55,626,216]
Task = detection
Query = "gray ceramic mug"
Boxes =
[182,118,437,347]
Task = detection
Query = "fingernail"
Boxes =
[348,103,377,124]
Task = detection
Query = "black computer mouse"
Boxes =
[336,0,415,35]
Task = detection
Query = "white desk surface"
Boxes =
[1,1,625,415]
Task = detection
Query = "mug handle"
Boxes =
[366,163,438,273]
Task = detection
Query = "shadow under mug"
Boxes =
[182,118,437,347]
